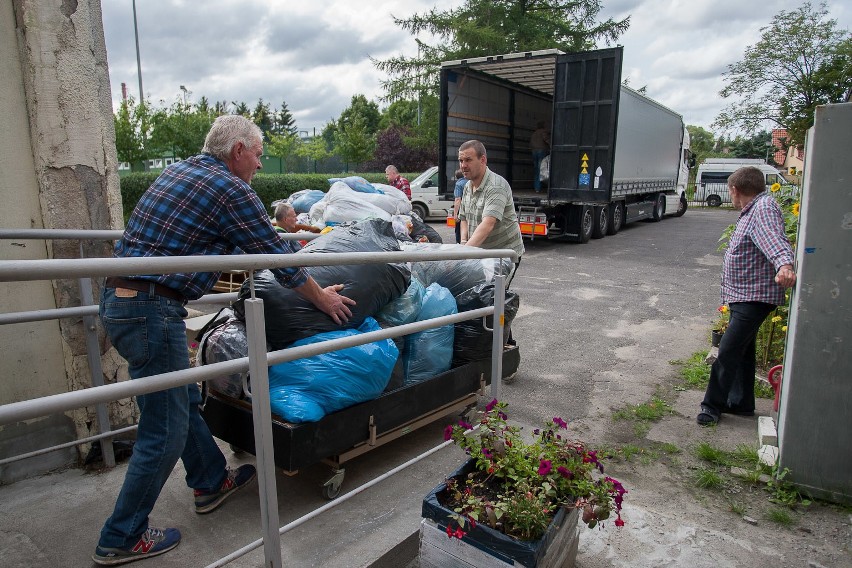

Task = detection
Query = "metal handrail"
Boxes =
[0,228,514,568]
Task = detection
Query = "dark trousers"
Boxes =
[701,301,775,415]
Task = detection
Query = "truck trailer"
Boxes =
[438,47,694,242]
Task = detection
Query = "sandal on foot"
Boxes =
[696,406,719,426]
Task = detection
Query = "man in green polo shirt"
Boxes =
[458,139,525,285]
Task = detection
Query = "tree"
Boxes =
[334,115,376,169]
[714,1,851,145]
[148,100,214,160]
[374,0,629,101]
[297,134,330,173]
[728,131,775,163]
[686,125,716,159]
[252,99,274,138]
[365,126,436,172]
[113,96,154,169]
[232,101,251,117]
[338,94,381,137]
[275,100,298,135]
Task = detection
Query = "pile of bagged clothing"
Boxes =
[280,176,441,243]
[198,218,518,423]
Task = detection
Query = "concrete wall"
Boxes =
[0,0,132,483]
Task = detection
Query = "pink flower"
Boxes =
[537,459,552,475]
[486,398,498,412]
[615,515,625,527]
[458,419,472,430]
[553,416,567,429]
[557,466,573,479]
[443,424,454,441]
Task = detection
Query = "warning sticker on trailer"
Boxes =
[579,153,590,186]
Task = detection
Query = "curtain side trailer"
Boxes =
[438,47,694,242]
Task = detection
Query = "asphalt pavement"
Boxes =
[1,208,755,568]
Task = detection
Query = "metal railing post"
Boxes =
[78,243,115,467]
[243,297,283,568]
[490,274,505,400]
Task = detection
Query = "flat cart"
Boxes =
[201,346,520,498]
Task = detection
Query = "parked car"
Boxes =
[409,166,455,221]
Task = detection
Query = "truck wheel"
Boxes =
[577,205,593,243]
[607,202,623,235]
[412,202,428,220]
[592,206,608,239]
[674,195,688,217]
[651,194,665,221]
[706,195,722,208]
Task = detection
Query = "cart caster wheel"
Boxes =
[229,444,246,456]
[322,468,345,500]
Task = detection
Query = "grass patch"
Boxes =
[658,442,680,455]
[694,467,725,489]
[680,351,711,389]
[614,396,674,422]
[729,500,747,515]
[766,508,795,525]
[695,442,729,465]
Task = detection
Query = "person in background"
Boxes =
[384,165,411,200]
[94,115,355,565]
[697,166,796,427]
[453,168,465,244]
[274,201,302,252]
[457,139,525,286]
[530,121,550,192]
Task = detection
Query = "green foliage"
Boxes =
[694,467,725,490]
[715,1,851,145]
[695,442,729,466]
[729,500,747,515]
[252,99,275,138]
[114,97,154,166]
[766,508,794,525]
[374,0,630,102]
[148,101,214,160]
[613,396,673,422]
[679,351,711,389]
[768,466,812,509]
[275,100,298,136]
[444,400,626,539]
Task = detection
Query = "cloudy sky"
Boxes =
[101,0,851,135]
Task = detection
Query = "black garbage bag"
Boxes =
[410,215,443,243]
[402,242,513,297]
[453,283,520,365]
[233,220,410,349]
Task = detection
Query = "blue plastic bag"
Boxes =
[268,318,399,423]
[290,189,326,213]
[404,284,456,385]
[376,278,426,326]
[328,175,381,194]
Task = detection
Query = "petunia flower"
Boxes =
[486,398,498,412]
[553,417,568,429]
[443,424,454,441]
[537,459,552,475]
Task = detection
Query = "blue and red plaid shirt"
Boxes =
[721,191,794,306]
[115,153,308,300]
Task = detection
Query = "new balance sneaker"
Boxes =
[194,464,257,514]
[92,527,181,565]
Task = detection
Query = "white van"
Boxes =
[409,166,456,220]
[695,159,789,207]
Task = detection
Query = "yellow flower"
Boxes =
[718,305,729,314]
[792,202,800,216]
[772,316,782,322]
[770,183,781,192]
[782,325,788,332]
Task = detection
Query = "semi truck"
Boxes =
[438,47,694,242]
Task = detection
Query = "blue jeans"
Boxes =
[701,301,775,416]
[98,287,226,548]
[532,150,548,191]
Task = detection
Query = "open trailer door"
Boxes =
[549,47,623,204]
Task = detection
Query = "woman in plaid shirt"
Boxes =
[697,166,796,427]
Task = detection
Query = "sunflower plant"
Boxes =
[440,400,626,541]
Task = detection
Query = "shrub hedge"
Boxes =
[118,171,401,221]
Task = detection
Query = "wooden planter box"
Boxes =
[420,460,580,568]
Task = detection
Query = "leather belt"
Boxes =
[105,276,186,303]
